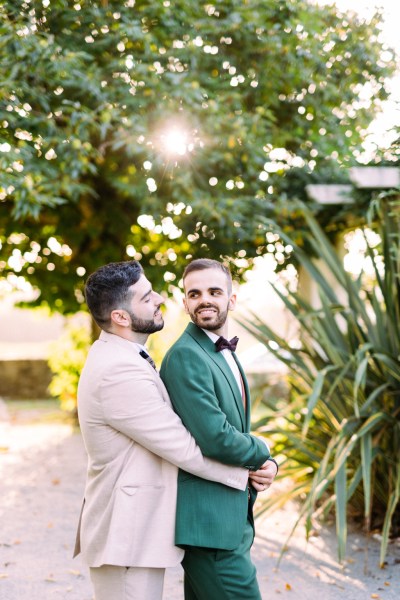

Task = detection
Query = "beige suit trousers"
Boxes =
[90,565,165,600]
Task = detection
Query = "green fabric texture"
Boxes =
[182,519,261,600]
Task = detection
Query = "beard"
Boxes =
[127,310,164,334]
[188,303,229,331]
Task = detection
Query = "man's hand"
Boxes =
[249,459,278,492]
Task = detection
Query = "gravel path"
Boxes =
[0,402,399,600]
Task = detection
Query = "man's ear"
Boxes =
[228,293,237,312]
[110,309,130,328]
[182,297,189,314]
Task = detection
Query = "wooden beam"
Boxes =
[305,184,354,204]
[349,167,400,189]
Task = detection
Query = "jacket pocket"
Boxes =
[120,484,165,495]
[120,486,139,496]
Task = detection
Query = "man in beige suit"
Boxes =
[74,260,275,600]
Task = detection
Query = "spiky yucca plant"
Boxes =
[242,198,400,565]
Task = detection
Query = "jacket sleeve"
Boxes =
[99,359,249,491]
[160,346,270,470]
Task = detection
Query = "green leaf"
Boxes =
[380,462,400,567]
[360,433,372,528]
[335,460,347,563]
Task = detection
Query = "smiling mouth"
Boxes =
[197,307,217,317]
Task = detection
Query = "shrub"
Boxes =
[48,324,91,413]
[242,198,400,565]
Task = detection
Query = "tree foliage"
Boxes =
[0,0,396,312]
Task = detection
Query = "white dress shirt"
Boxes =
[202,329,243,396]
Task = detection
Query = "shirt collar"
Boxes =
[133,342,148,353]
[201,329,222,343]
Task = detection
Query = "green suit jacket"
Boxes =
[160,322,270,550]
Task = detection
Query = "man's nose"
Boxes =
[154,292,164,305]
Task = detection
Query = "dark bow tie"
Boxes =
[215,336,239,352]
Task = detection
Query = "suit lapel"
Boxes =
[185,323,246,430]
[232,352,251,432]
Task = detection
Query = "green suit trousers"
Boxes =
[181,518,262,600]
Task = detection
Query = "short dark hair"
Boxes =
[84,261,144,330]
[183,259,232,295]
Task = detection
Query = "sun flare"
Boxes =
[160,127,189,156]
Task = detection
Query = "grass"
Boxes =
[3,398,78,426]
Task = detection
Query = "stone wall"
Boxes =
[0,360,52,400]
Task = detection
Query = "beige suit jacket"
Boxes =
[74,331,248,568]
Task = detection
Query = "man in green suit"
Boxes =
[160,258,279,599]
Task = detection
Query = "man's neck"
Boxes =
[108,326,149,346]
[194,323,229,338]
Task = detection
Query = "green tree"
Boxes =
[0,0,396,312]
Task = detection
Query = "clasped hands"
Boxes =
[249,459,278,493]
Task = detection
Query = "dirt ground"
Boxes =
[0,400,399,600]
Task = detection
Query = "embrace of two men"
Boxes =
[74,258,278,600]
